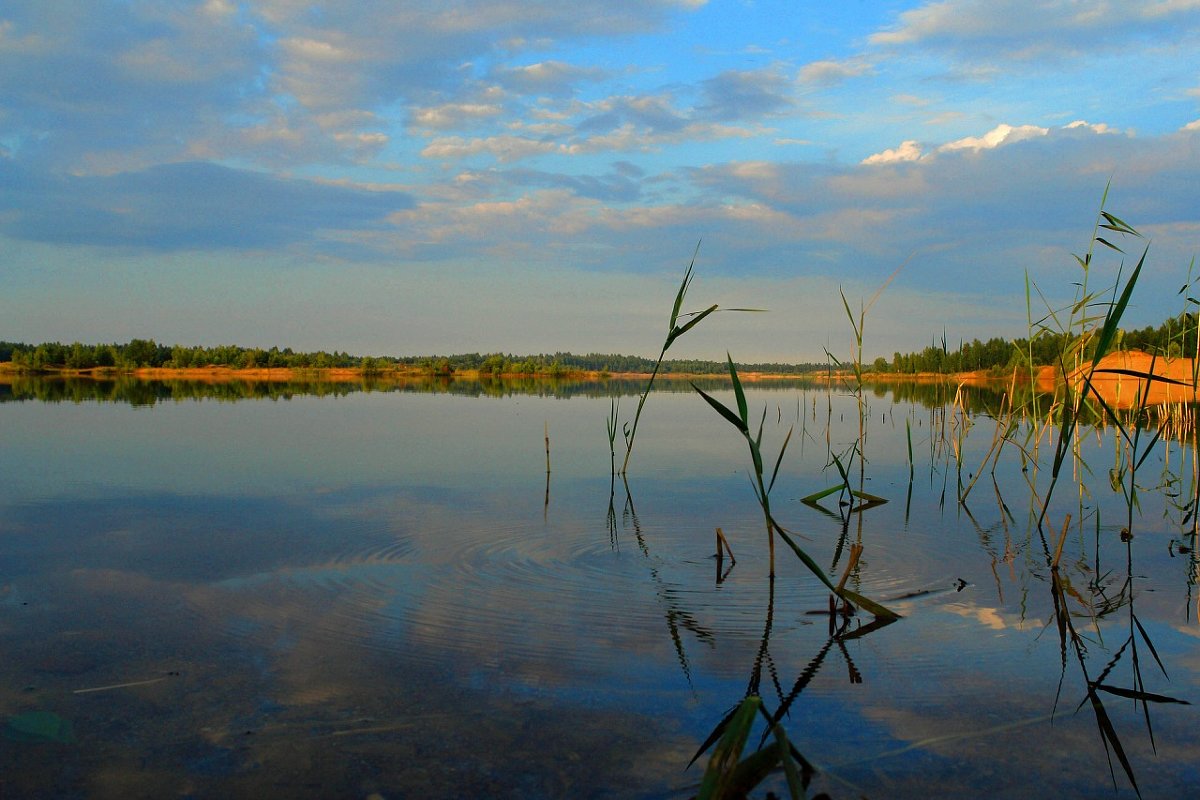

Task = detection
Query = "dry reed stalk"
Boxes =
[715,527,736,564]
[1051,514,1072,570]
[836,543,863,593]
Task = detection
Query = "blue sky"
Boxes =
[2,0,1199,362]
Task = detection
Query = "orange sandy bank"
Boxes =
[863,351,1200,410]
[1054,350,1200,409]
[955,351,1200,408]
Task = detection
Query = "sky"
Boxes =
[2,0,1199,363]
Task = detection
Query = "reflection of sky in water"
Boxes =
[1,385,1197,797]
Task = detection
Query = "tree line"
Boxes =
[8,313,1191,378]
[0,339,827,376]
[420,352,827,375]
[0,339,365,371]
[878,313,1200,375]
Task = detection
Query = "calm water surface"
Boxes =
[1,378,1197,798]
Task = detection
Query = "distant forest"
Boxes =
[2,313,1194,377]
[0,339,824,376]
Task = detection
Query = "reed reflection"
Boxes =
[686,575,896,799]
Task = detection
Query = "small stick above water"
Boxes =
[715,527,736,563]
[74,676,168,694]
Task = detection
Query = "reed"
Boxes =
[695,695,804,800]
[605,398,619,476]
[694,355,898,617]
[618,246,764,475]
[1019,189,1150,530]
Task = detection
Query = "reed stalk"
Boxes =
[620,244,759,475]
[694,355,897,617]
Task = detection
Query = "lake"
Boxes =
[1,376,1197,798]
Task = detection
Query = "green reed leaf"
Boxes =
[1132,614,1169,679]
[768,425,794,495]
[748,437,764,481]
[1087,689,1142,798]
[697,695,761,800]
[723,748,784,799]
[837,587,901,621]
[689,704,740,769]
[1094,683,1191,705]
[669,242,701,331]
[840,288,860,341]
[771,725,804,800]
[800,485,842,504]
[774,525,838,594]
[728,353,748,428]
[668,304,718,347]
[1100,210,1140,236]
[1092,246,1147,368]
[693,384,748,434]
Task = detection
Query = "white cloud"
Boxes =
[1183,119,1200,131]
[421,134,563,162]
[892,93,932,107]
[798,58,873,86]
[411,103,505,130]
[862,120,1124,165]
[568,121,759,155]
[1142,0,1200,18]
[1064,120,1120,135]
[938,123,1048,152]
[862,140,924,164]
[869,0,1200,63]
[492,60,607,95]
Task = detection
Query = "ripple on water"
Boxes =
[198,509,1005,684]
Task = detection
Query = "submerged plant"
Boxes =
[695,695,805,800]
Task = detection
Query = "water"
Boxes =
[0,378,1197,798]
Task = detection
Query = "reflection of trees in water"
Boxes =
[0,375,822,405]
[0,375,362,405]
